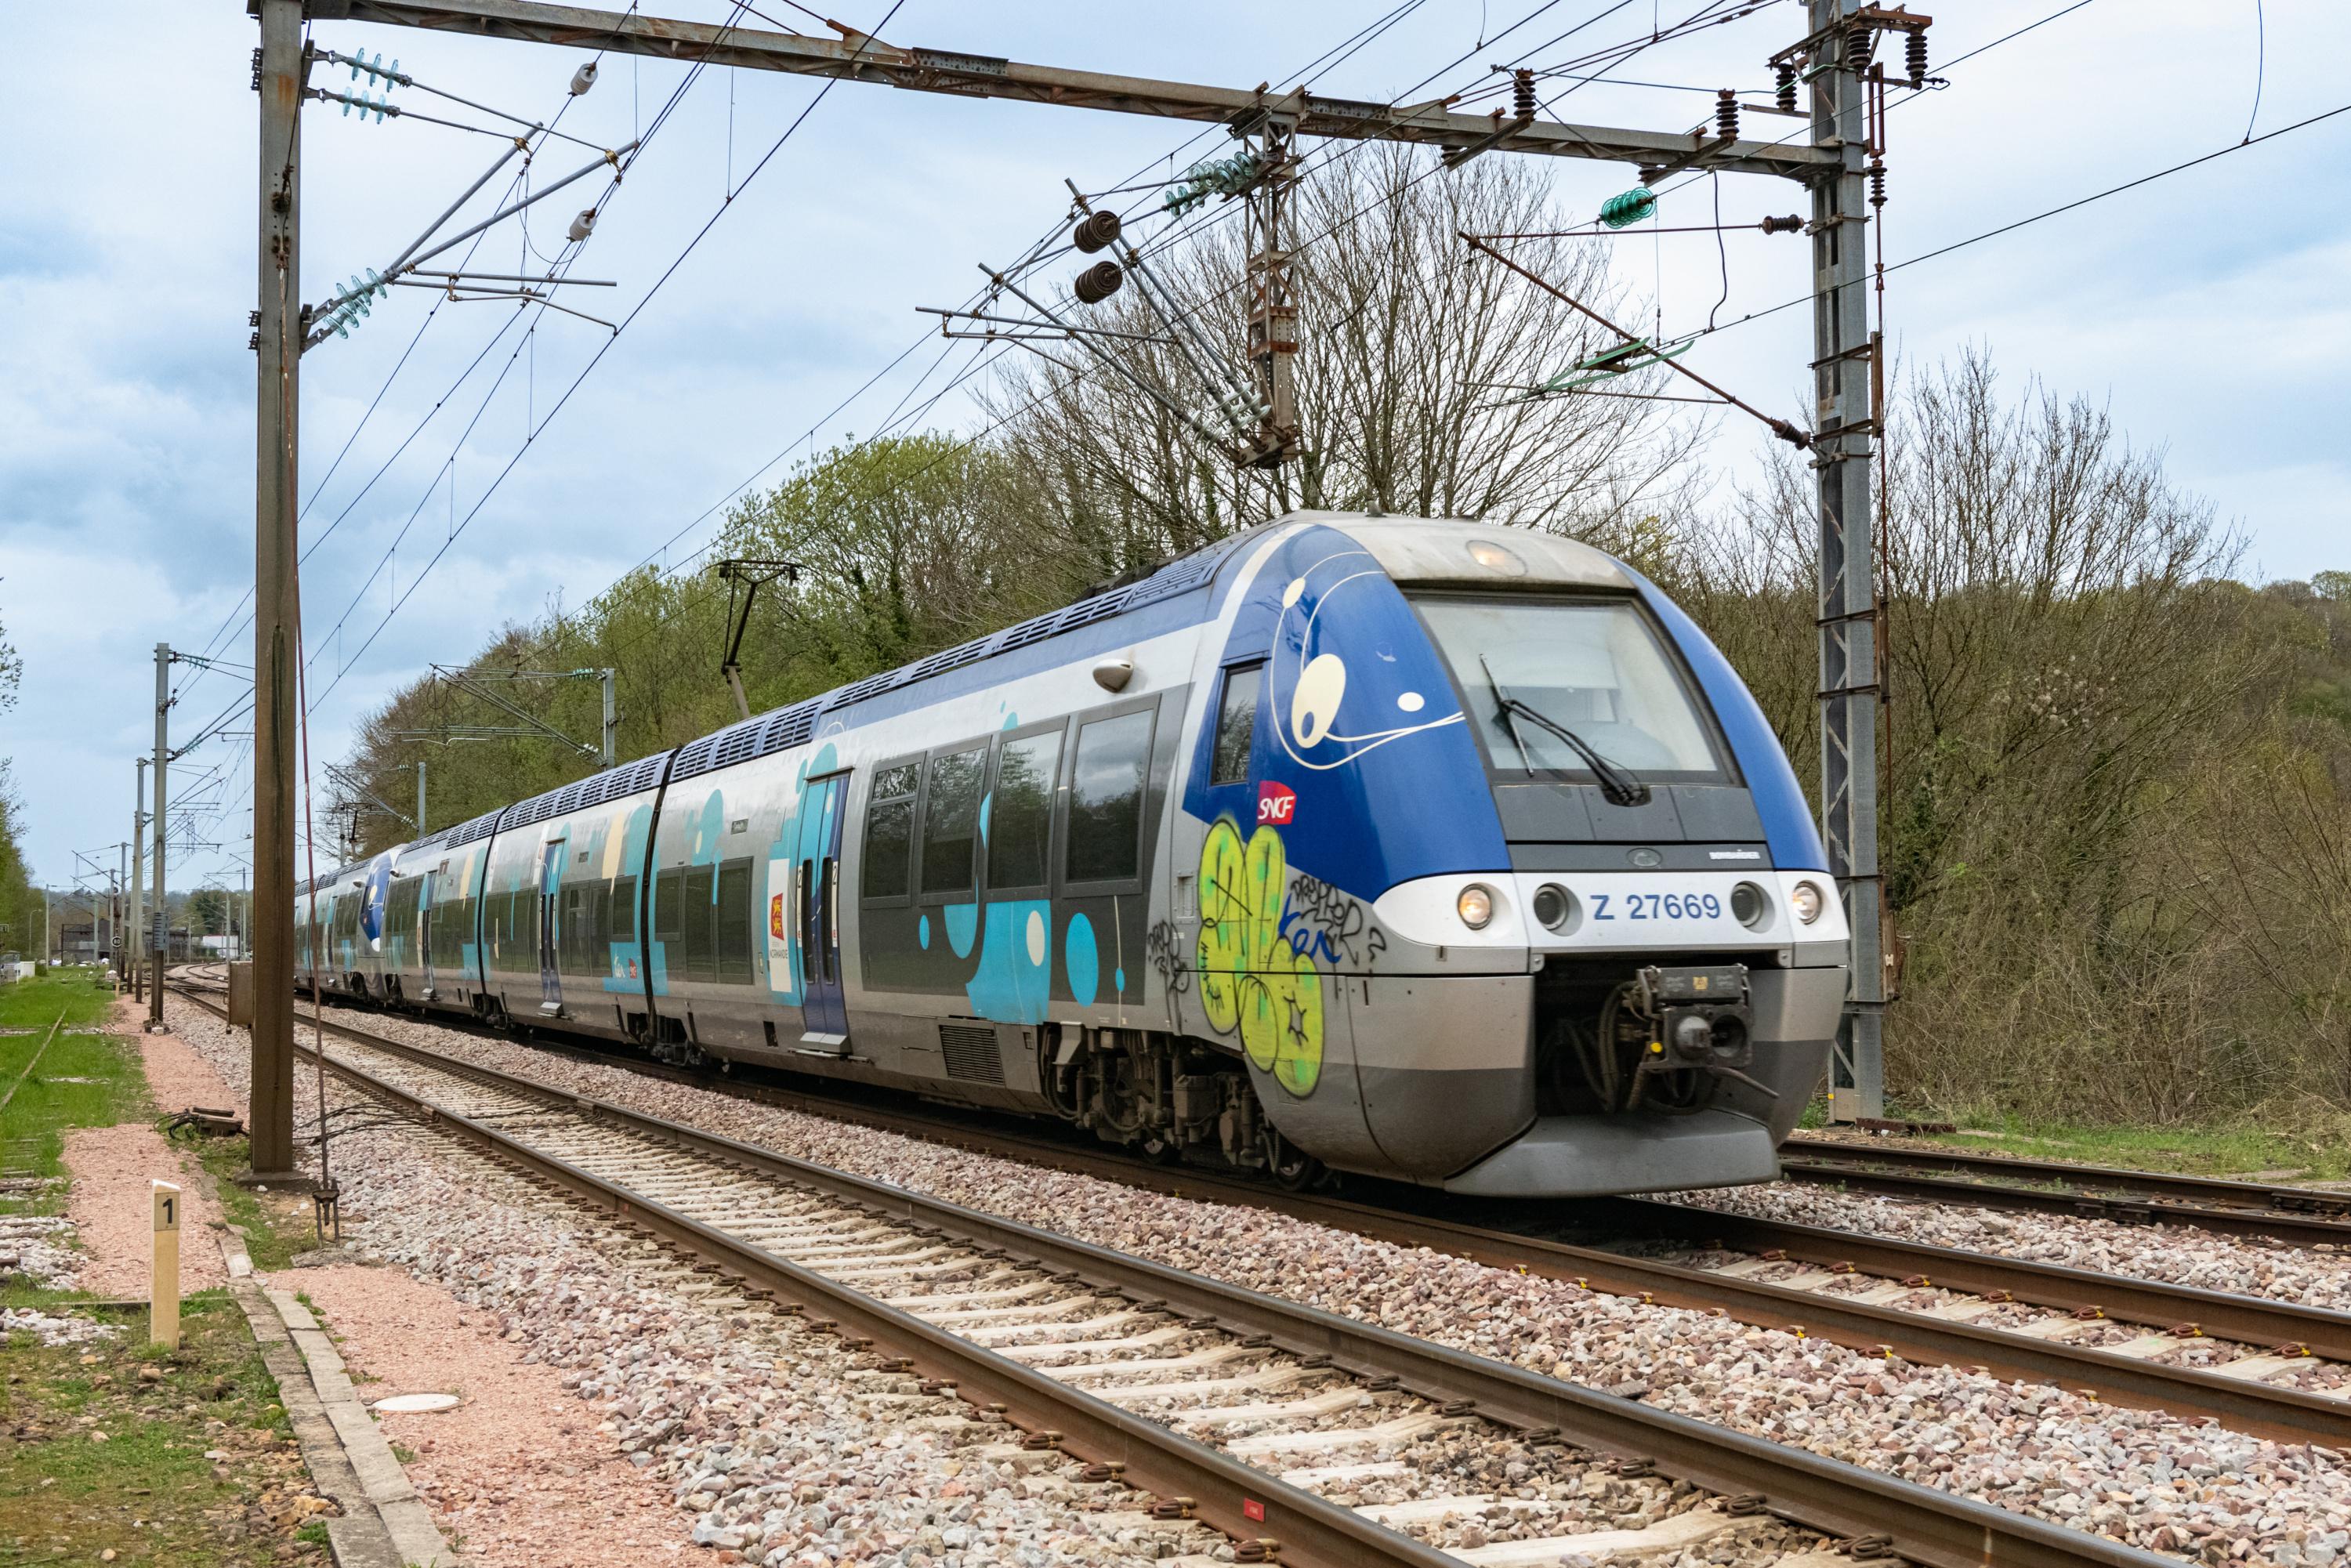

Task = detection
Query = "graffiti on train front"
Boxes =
[1281,870,1386,972]
[1194,819,1324,1099]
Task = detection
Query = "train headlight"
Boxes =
[1790,879,1827,925]
[1531,883,1575,932]
[1457,884,1495,929]
[1730,881,1770,929]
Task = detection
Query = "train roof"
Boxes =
[382,512,1636,855]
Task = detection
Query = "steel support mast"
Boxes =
[250,0,304,1176]
[1809,0,1885,1119]
[150,645,170,1027]
[130,760,147,1004]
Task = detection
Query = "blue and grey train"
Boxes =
[295,512,1849,1197]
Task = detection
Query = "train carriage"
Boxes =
[299,512,1849,1197]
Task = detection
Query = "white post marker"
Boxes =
[150,1179,181,1349]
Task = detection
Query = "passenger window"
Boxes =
[654,867,683,946]
[683,864,716,983]
[610,875,638,943]
[987,730,1062,890]
[861,763,918,900]
[715,858,753,984]
[920,746,987,896]
[1066,708,1152,884]
[1212,662,1262,785]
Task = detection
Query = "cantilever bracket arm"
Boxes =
[309,0,1834,181]
[1462,234,1812,450]
[429,665,601,759]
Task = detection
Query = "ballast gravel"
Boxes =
[166,998,2351,1566]
[167,1001,1230,1567]
[1667,1179,2351,1316]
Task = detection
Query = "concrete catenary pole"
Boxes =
[248,0,303,1177]
[131,760,147,1004]
[150,643,169,1028]
[415,758,427,835]
[1810,0,1885,1120]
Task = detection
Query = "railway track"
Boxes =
[1778,1138,2351,1249]
[201,980,2351,1447]
[172,983,2171,1568]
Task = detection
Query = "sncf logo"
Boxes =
[1257,781,1297,825]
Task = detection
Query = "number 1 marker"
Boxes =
[150,1180,181,1350]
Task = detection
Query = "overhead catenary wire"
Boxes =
[578,0,2164,685]
[1666,92,2351,350]
[559,0,1740,683]
[598,0,1677,609]
[294,0,777,696]
[181,60,616,701]
[332,0,1479,687]
[304,1,902,714]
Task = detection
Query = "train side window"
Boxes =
[654,867,683,963]
[715,857,754,984]
[610,874,638,943]
[1066,708,1153,885]
[987,728,1063,892]
[861,762,918,901]
[683,864,717,983]
[1211,661,1262,785]
[919,745,987,898]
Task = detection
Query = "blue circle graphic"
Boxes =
[1064,913,1099,1008]
[918,913,931,950]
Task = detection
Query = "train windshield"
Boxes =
[1413,595,1729,784]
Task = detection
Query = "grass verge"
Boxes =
[0,1292,331,1566]
[0,973,118,1035]
[190,1139,321,1276]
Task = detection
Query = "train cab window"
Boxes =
[987,729,1062,891]
[1414,595,1730,784]
[861,762,918,900]
[920,745,986,897]
[1211,662,1262,785]
[1065,708,1153,885]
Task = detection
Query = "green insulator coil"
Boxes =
[1599,187,1657,229]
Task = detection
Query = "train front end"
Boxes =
[1182,515,1846,1197]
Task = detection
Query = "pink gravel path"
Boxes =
[62,1122,230,1297]
[291,1263,688,1566]
[139,1023,245,1121]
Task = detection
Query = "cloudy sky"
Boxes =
[3,0,2345,898]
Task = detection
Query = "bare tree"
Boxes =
[979,143,1706,575]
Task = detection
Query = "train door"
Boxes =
[799,773,851,1048]
[537,840,564,1013]
[418,868,437,998]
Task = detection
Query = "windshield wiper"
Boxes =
[1479,657,1652,808]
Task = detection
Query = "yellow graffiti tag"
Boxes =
[1196,820,1323,1097]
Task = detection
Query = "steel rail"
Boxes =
[240,985,2351,1443]
[1595,1197,2351,1364]
[172,987,1444,1568]
[174,986,2178,1568]
[1784,1137,2351,1219]
[1777,1153,2351,1249]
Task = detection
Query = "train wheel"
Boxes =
[1266,1127,1320,1192]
